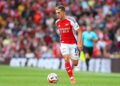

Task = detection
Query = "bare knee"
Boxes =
[73,63,78,66]
[63,55,69,63]
[64,57,69,63]
[72,60,78,66]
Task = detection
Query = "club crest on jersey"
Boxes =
[58,25,61,27]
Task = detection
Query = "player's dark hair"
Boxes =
[56,5,65,11]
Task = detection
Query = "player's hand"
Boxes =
[77,44,83,51]
[88,37,92,40]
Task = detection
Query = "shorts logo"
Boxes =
[62,48,65,50]
[62,48,66,53]
[75,53,78,56]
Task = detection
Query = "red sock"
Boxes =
[65,62,73,79]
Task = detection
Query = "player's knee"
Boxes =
[73,63,78,66]
[64,57,69,63]
[72,60,78,66]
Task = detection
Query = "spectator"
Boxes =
[0,0,120,59]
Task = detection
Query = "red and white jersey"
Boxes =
[56,16,80,44]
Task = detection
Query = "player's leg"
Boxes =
[70,44,79,66]
[69,44,80,84]
[63,54,73,79]
[60,44,75,84]
[83,46,89,70]
[71,59,78,66]
[85,53,90,70]
[84,46,93,70]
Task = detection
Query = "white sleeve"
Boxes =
[68,17,80,31]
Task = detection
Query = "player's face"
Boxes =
[56,9,65,19]
[86,25,92,32]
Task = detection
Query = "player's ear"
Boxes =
[62,11,65,14]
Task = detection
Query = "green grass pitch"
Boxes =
[0,65,120,86]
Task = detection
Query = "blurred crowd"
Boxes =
[0,0,120,59]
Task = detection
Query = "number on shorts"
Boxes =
[75,48,79,53]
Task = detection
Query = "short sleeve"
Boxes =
[67,17,80,31]
[92,32,98,40]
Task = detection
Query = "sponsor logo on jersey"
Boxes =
[59,27,70,33]
[65,24,69,26]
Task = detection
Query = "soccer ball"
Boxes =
[47,73,58,83]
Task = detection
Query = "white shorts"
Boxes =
[60,43,79,60]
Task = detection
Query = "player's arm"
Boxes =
[88,32,98,42]
[76,29,83,51]
[70,17,83,50]
[89,38,98,42]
